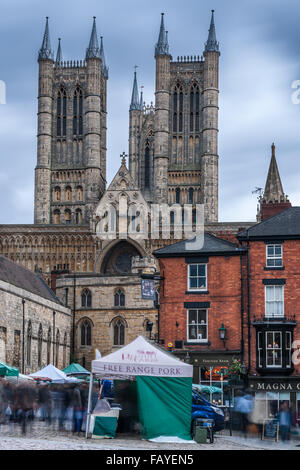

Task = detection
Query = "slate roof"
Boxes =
[153,232,244,257]
[238,207,300,240]
[0,255,62,305]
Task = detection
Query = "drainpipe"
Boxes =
[240,253,244,363]
[72,273,76,360]
[53,311,56,365]
[247,231,251,373]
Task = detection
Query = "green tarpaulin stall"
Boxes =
[63,363,89,374]
[86,336,193,441]
[0,362,19,377]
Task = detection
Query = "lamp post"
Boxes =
[219,323,227,349]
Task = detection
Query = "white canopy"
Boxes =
[30,364,80,383]
[91,336,193,379]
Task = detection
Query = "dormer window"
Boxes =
[266,244,283,268]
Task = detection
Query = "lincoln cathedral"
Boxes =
[2,11,287,370]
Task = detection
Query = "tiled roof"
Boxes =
[238,207,300,240]
[0,255,62,304]
[153,232,244,257]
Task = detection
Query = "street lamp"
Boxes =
[219,323,227,348]
[184,351,191,364]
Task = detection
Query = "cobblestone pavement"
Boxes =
[0,423,299,450]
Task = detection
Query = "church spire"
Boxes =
[205,10,219,53]
[139,86,144,111]
[55,38,63,66]
[130,68,140,111]
[263,143,285,203]
[86,17,100,59]
[155,13,169,56]
[100,36,109,78]
[38,17,54,61]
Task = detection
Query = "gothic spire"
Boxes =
[139,87,144,111]
[55,38,63,66]
[38,17,54,61]
[130,68,140,111]
[86,17,100,59]
[100,36,109,78]
[155,13,169,56]
[263,143,286,203]
[205,10,219,53]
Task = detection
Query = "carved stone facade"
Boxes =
[128,12,220,222]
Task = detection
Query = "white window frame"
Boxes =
[187,309,208,343]
[265,285,284,317]
[266,244,283,268]
[257,331,263,368]
[286,331,292,369]
[265,331,282,368]
[187,263,207,292]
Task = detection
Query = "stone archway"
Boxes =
[100,240,142,275]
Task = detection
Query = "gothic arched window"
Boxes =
[113,319,125,346]
[114,289,125,307]
[38,324,43,368]
[57,88,67,137]
[26,321,32,366]
[54,186,61,201]
[76,186,83,201]
[53,210,60,224]
[64,209,71,225]
[144,140,151,189]
[63,332,67,369]
[81,320,92,346]
[73,87,83,135]
[173,83,183,133]
[190,83,200,133]
[189,188,194,204]
[65,186,72,202]
[47,327,51,364]
[81,289,92,308]
[176,188,181,204]
[75,209,82,225]
[55,330,60,368]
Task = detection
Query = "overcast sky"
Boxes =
[0,0,300,224]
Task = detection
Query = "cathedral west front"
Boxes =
[0,12,254,368]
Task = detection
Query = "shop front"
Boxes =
[174,351,242,407]
[249,376,300,423]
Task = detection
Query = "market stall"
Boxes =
[29,364,81,383]
[0,362,19,377]
[86,336,193,442]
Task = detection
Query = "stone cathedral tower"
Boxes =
[34,17,108,225]
[128,11,220,222]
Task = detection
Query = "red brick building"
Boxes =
[238,206,300,418]
[154,233,246,387]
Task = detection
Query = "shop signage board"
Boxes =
[261,419,279,442]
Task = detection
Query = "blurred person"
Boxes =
[234,391,254,436]
[278,401,292,442]
[70,384,83,436]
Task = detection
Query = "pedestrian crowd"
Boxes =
[0,377,98,436]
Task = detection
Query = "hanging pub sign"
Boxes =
[141,279,155,300]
